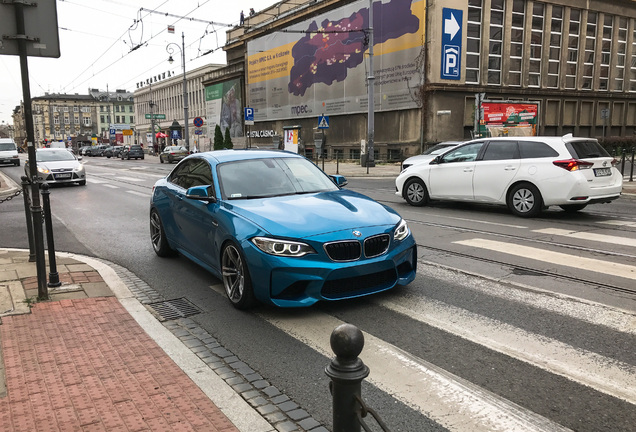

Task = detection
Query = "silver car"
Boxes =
[25,148,86,186]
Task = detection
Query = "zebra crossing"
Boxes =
[209,220,636,431]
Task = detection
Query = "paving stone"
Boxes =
[287,408,310,421]
[277,400,299,412]
[299,417,321,430]
[256,403,278,415]
[275,420,301,432]
[262,385,281,397]
[248,396,268,407]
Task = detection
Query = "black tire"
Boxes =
[404,178,429,206]
[121,155,124,160]
[559,204,587,213]
[150,209,176,257]
[78,180,86,186]
[507,183,543,217]
[221,242,256,309]
[160,156,164,164]
[168,155,174,163]
[15,160,20,166]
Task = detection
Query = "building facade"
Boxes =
[89,89,135,144]
[134,64,223,152]
[206,0,636,162]
[31,94,98,147]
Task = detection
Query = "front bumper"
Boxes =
[243,236,417,307]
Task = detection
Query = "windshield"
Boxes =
[36,150,77,162]
[218,157,339,200]
[0,143,16,151]
[422,143,459,155]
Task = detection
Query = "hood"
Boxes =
[225,189,401,238]
[37,160,81,170]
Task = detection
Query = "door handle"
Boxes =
[463,168,473,172]
[504,166,517,171]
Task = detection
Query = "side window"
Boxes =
[169,159,214,191]
[481,141,519,161]
[519,141,559,158]
[440,142,484,163]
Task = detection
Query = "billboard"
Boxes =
[479,101,539,137]
[205,78,244,138]
[246,0,425,122]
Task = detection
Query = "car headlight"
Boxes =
[37,166,50,174]
[251,237,316,257]
[394,219,410,241]
[73,164,85,173]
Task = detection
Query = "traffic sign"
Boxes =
[193,117,204,127]
[441,8,462,80]
[244,107,254,125]
[318,115,329,129]
[145,114,166,120]
[194,128,203,135]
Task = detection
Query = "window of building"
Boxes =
[129,106,133,112]
[73,106,78,112]
[74,116,80,124]
[630,27,636,92]
[599,15,613,91]
[100,115,105,123]
[466,0,482,84]
[349,149,360,160]
[529,2,544,87]
[130,116,134,123]
[54,117,59,124]
[487,0,504,85]
[64,116,70,124]
[115,106,120,112]
[53,106,58,112]
[83,117,91,126]
[615,17,627,91]
[63,106,69,112]
[547,6,563,89]
[116,116,121,123]
[582,12,597,90]
[509,0,524,86]
[566,9,581,89]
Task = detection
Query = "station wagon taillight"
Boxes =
[552,159,594,171]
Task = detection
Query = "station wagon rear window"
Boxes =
[565,140,610,159]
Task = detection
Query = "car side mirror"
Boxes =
[77,156,83,161]
[185,185,216,203]
[329,175,348,187]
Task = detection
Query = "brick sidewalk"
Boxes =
[0,297,239,431]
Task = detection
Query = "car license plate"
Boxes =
[55,173,72,179]
[594,168,612,177]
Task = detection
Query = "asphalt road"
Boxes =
[1,156,635,431]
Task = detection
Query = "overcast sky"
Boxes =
[0,0,276,125]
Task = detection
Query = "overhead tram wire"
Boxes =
[60,0,171,93]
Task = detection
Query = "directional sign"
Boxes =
[193,117,204,127]
[244,107,254,125]
[318,115,329,129]
[441,8,462,80]
[145,114,166,120]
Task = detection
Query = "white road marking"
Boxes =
[455,238,636,280]
[86,178,106,184]
[102,184,119,189]
[126,190,149,197]
[257,308,571,432]
[599,220,636,228]
[118,176,143,182]
[533,228,636,248]
[375,294,636,404]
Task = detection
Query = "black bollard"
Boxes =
[325,324,370,432]
[40,183,61,288]
[20,176,36,262]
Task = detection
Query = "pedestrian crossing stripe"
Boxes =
[534,228,636,248]
[454,238,636,280]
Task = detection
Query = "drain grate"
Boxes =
[147,298,201,322]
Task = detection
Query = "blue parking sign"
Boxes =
[244,107,254,125]
[441,8,462,80]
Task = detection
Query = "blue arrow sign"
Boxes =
[441,8,462,80]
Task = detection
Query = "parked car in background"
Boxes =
[0,138,20,166]
[150,150,417,309]
[159,145,189,163]
[78,146,92,156]
[401,141,462,170]
[121,145,144,160]
[24,148,85,186]
[84,145,108,157]
[104,145,123,158]
[396,134,623,217]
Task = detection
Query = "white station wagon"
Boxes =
[395,134,623,217]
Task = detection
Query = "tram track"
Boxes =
[407,219,636,297]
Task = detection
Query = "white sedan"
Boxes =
[395,134,622,217]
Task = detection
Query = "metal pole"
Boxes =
[150,82,156,155]
[182,32,190,152]
[14,1,48,300]
[366,0,375,173]
[630,146,634,182]
[40,183,60,288]
[325,324,369,432]
[20,176,35,262]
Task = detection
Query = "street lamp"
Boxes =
[166,32,189,151]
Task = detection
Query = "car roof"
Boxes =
[200,149,302,164]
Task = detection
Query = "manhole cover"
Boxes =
[147,298,201,322]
